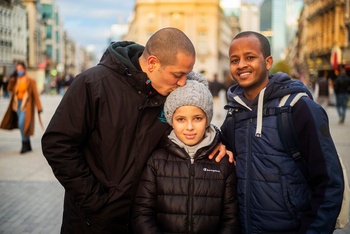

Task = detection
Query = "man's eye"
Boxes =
[231,59,238,64]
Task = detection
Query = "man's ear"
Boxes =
[265,56,273,70]
[147,55,159,72]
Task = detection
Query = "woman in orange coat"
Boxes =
[0,62,43,153]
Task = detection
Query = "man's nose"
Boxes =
[177,76,187,87]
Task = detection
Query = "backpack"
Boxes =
[225,92,349,229]
[278,93,350,230]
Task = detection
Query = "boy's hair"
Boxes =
[233,31,271,58]
[164,71,213,127]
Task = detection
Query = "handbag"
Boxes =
[0,108,18,130]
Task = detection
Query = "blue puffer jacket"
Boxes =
[221,72,344,234]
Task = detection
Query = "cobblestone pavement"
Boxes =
[0,94,349,233]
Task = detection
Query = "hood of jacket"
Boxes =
[161,125,222,162]
[100,41,144,72]
[225,72,313,138]
[98,41,163,98]
[227,72,312,105]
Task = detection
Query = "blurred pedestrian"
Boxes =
[314,71,330,110]
[41,27,230,234]
[0,62,43,154]
[209,73,226,118]
[65,73,75,89]
[133,72,240,233]
[1,75,9,98]
[58,75,67,95]
[209,73,225,99]
[334,66,350,124]
[221,31,343,233]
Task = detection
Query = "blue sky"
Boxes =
[56,0,262,61]
[56,0,135,60]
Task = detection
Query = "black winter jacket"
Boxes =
[221,72,344,234]
[41,41,171,233]
[132,127,240,234]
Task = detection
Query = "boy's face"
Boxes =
[229,35,273,100]
[172,105,207,146]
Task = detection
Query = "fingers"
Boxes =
[208,144,221,159]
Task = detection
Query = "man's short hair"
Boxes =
[233,31,271,59]
[144,27,196,66]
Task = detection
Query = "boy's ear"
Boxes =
[265,56,273,70]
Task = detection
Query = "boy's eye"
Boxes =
[176,117,184,122]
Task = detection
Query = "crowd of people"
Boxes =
[0,27,349,233]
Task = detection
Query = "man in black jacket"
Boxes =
[41,27,230,234]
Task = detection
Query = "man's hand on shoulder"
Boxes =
[208,143,235,164]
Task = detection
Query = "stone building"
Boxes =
[0,0,27,76]
[296,0,349,80]
[123,0,239,83]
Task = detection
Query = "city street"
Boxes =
[0,93,349,233]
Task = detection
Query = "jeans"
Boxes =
[17,100,29,142]
[335,93,349,121]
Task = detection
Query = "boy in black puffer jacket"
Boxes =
[132,72,240,234]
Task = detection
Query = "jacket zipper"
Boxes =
[188,158,195,233]
[246,118,253,233]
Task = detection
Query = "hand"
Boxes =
[208,143,235,164]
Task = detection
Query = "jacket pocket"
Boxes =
[280,175,298,218]
[281,175,311,220]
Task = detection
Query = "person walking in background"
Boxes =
[41,27,230,234]
[209,73,226,118]
[334,66,350,124]
[0,62,43,154]
[1,75,9,98]
[133,72,240,234]
[314,71,330,110]
[221,31,343,233]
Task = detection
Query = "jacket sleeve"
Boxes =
[132,155,162,234]
[293,98,344,233]
[219,164,241,234]
[30,78,43,112]
[7,76,16,92]
[41,74,108,214]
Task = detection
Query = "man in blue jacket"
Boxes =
[221,31,344,233]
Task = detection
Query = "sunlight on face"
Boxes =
[172,105,207,146]
[229,36,272,100]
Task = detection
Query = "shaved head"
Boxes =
[144,27,196,66]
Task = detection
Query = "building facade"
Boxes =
[124,0,239,83]
[260,0,303,61]
[0,0,94,93]
[240,2,260,32]
[295,0,349,80]
[0,0,27,76]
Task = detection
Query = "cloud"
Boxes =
[56,0,134,59]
